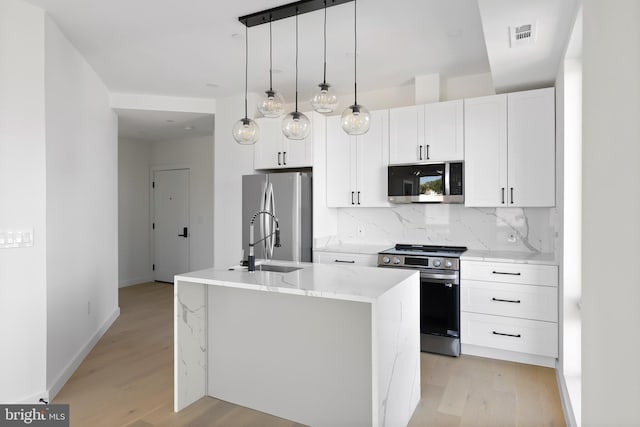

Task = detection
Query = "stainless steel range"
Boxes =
[377,244,467,357]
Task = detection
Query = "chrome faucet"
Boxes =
[248,210,281,272]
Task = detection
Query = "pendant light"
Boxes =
[310,1,338,113]
[232,23,260,145]
[282,10,311,140]
[257,18,285,117]
[341,0,370,135]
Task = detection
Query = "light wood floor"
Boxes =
[53,282,565,427]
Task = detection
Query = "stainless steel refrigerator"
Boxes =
[242,172,312,263]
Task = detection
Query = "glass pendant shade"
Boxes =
[282,111,310,140]
[311,83,338,113]
[341,104,370,135]
[232,117,260,145]
[257,90,285,117]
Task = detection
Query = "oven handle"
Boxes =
[419,272,460,284]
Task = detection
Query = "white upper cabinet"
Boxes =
[326,110,389,207]
[425,100,464,161]
[464,88,555,207]
[389,105,424,164]
[254,113,315,170]
[464,94,508,206]
[507,88,556,207]
[389,100,464,164]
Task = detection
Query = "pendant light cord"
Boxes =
[244,23,249,118]
[295,9,299,111]
[353,0,358,106]
[322,1,327,85]
[269,18,273,92]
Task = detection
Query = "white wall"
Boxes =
[44,15,119,397]
[118,138,152,286]
[213,94,258,268]
[151,133,214,272]
[0,0,48,403]
[582,1,640,425]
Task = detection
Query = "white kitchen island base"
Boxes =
[174,262,420,427]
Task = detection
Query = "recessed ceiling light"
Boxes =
[231,33,243,39]
[184,125,195,131]
[206,83,219,88]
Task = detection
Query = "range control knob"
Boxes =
[382,256,390,264]
[393,256,401,265]
[432,259,442,267]
[444,260,453,268]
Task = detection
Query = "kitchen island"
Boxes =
[174,261,420,427]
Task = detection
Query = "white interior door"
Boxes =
[153,169,190,282]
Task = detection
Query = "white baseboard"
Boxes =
[461,344,556,368]
[556,369,579,427]
[47,307,120,400]
[119,275,154,288]
[16,390,50,405]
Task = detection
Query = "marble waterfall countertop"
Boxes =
[461,250,557,265]
[175,260,418,304]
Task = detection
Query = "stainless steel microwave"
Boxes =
[388,162,464,203]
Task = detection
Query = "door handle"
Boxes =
[357,191,361,205]
[510,187,514,204]
[501,187,505,204]
[351,191,355,205]
[277,152,282,166]
[426,144,430,160]
[334,259,356,264]
[178,227,188,238]
[283,151,287,165]
[419,145,423,160]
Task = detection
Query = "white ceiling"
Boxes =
[116,109,214,142]
[24,0,578,139]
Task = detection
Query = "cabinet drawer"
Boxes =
[461,312,557,358]
[461,280,557,322]
[314,252,378,267]
[461,260,558,287]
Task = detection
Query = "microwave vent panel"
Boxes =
[509,23,536,48]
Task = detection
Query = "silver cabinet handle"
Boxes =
[357,191,361,205]
[492,297,521,303]
[277,152,282,166]
[501,188,505,204]
[283,151,287,165]
[419,145,423,160]
[334,259,356,264]
[351,191,355,205]
[492,271,521,276]
[510,187,514,204]
[426,144,430,160]
[493,331,521,338]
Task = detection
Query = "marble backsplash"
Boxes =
[322,205,557,254]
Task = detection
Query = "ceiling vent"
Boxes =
[509,23,536,48]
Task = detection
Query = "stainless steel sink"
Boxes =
[255,264,302,273]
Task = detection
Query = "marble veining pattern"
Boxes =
[326,205,556,253]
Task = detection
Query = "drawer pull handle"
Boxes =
[492,331,521,338]
[492,271,521,276]
[334,259,356,264]
[492,297,521,304]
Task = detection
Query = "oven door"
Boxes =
[420,270,460,338]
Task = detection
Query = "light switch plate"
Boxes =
[0,228,34,249]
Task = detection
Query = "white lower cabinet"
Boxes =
[314,251,378,267]
[461,312,558,358]
[460,259,558,366]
